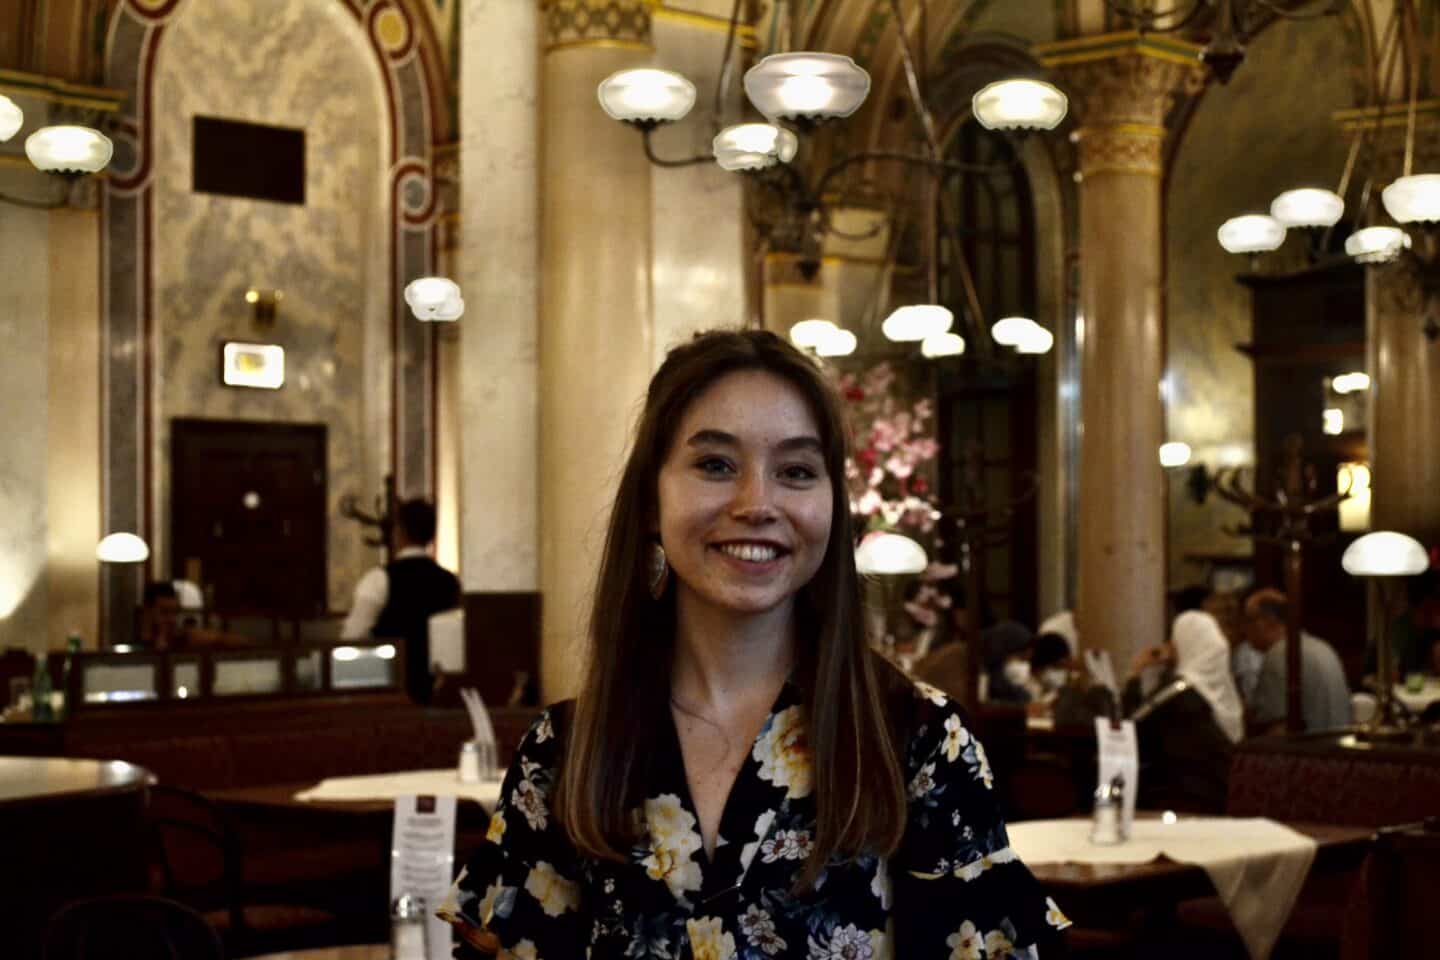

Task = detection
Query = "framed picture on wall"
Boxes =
[221,342,285,390]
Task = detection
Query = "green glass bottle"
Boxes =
[59,632,82,719]
[31,653,53,723]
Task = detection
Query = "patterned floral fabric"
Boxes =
[441,676,1069,959]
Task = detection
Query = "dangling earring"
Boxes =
[647,541,670,600]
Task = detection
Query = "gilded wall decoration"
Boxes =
[541,0,652,51]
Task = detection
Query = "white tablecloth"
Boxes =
[1009,817,1318,960]
[294,769,503,810]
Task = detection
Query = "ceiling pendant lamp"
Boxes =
[1015,325,1054,355]
[972,79,1068,132]
[96,532,150,563]
[25,124,113,174]
[814,327,857,357]
[990,315,1037,346]
[1217,214,1285,254]
[789,318,837,348]
[855,531,928,575]
[712,123,798,172]
[920,332,965,358]
[403,277,463,321]
[882,304,952,342]
[0,94,22,142]
[1270,188,1344,229]
[743,53,870,123]
[597,69,697,126]
[1344,226,1410,264]
[1381,173,1440,223]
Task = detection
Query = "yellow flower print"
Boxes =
[942,714,970,762]
[687,915,737,960]
[641,794,703,898]
[479,876,509,925]
[486,810,507,844]
[914,681,949,707]
[954,846,1018,882]
[752,705,813,799]
[1045,896,1071,928]
[984,929,1014,956]
[946,921,983,960]
[523,861,579,917]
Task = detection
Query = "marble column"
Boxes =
[539,0,656,699]
[1038,34,1203,665]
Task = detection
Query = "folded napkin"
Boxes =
[294,769,503,811]
[1009,817,1318,960]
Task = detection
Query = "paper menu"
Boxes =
[391,794,458,960]
[1093,718,1139,839]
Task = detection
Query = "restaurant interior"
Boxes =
[3,0,1440,957]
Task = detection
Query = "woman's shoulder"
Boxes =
[512,699,576,759]
[871,652,976,758]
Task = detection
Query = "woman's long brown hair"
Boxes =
[554,329,908,890]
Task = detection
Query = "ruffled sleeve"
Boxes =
[891,682,1071,957]
[439,708,587,959]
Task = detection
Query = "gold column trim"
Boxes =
[1034,30,1204,69]
[546,37,653,53]
[654,5,757,47]
[541,0,655,52]
[0,68,125,112]
[1335,99,1440,133]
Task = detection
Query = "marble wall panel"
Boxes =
[1165,16,1354,588]
[150,0,389,609]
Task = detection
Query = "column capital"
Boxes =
[541,0,655,54]
[1335,99,1440,170]
[1036,31,1204,176]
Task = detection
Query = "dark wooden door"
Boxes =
[172,419,327,617]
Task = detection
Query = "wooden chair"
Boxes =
[42,894,223,960]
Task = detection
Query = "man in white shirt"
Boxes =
[342,499,460,702]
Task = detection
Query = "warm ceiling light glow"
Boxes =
[375,643,397,660]
[25,124,113,174]
[96,532,150,563]
[921,332,966,358]
[790,319,836,348]
[1015,325,1055,355]
[332,646,361,662]
[403,276,463,322]
[1345,226,1410,264]
[814,327,857,357]
[1382,174,1440,223]
[1270,188,1344,229]
[245,289,260,304]
[1323,408,1344,435]
[991,316,1035,346]
[1159,442,1192,468]
[1338,462,1371,534]
[712,123,798,172]
[855,531,928,575]
[0,94,22,142]
[1331,371,1370,394]
[743,53,870,122]
[882,304,953,342]
[972,79,1068,131]
[1217,214,1285,254]
[597,68,696,125]
[1342,531,1428,577]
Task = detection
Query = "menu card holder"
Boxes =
[1093,718,1138,841]
[391,794,458,960]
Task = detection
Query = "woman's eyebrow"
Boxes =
[686,430,822,454]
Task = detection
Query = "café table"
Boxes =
[247,946,387,960]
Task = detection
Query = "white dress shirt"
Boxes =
[340,546,430,639]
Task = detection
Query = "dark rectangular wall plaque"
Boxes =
[192,115,305,205]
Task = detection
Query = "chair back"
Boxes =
[42,894,222,960]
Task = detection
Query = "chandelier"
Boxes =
[1101,0,1345,83]
[0,93,113,209]
[594,0,1066,359]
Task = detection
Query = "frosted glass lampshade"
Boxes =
[1159,442,1192,468]
[855,531,928,575]
[25,125,113,174]
[1381,174,1440,223]
[1217,215,1285,254]
[790,319,836,348]
[1331,371,1370,394]
[0,94,22,142]
[1337,462,1371,533]
[404,277,463,321]
[713,123,798,172]
[921,332,965,358]
[96,532,150,563]
[1015,325,1054,355]
[814,327,857,357]
[882,304,952,342]
[972,79,1068,131]
[990,316,1035,346]
[597,68,696,125]
[1345,226,1410,264]
[744,53,870,121]
[1270,188,1344,229]
[1342,531,1428,577]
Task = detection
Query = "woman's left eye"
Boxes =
[779,464,821,482]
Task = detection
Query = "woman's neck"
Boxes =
[671,594,796,713]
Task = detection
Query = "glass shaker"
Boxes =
[1089,773,1125,845]
[391,893,428,960]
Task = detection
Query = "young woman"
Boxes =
[441,330,1067,958]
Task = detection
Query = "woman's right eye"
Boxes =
[696,457,734,476]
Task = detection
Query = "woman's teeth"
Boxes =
[718,543,779,562]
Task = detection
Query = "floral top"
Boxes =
[441,676,1069,959]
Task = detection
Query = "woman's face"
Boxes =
[656,369,834,624]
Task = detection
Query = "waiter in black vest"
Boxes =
[341,498,460,703]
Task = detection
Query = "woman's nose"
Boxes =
[731,470,777,523]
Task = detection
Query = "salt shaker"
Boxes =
[391,893,428,960]
[458,741,481,783]
[1089,773,1125,846]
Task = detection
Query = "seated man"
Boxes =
[1244,588,1352,734]
[137,582,182,650]
[342,499,461,703]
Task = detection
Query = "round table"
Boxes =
[0,756,154,956]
